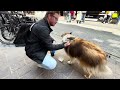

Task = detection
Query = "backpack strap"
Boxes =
[30,23,36,31]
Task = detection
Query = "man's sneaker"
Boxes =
[37,64,43,68]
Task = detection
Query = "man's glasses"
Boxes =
[52,15,58,21]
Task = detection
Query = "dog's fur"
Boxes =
[61,32,112,79]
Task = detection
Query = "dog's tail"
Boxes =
[95,64,112,77]
[82,64,112,78]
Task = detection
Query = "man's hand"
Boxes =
[64,41,70,47]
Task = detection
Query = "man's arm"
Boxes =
[50,36,55,43]
[32,26,65,50]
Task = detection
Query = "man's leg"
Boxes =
[68,13,71,22]
[102,17,107,23]
[38,54,57,70]
[66,15,69,22]
[106,15,110,23]
[81,14,84,22]
[82,13,86,22]
[50,50,56,56]
[76,20,79,24]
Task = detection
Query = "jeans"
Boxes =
[40,54,57,70]
[81,13,86,22]
[66,13,71,22]
[50,50,56,56]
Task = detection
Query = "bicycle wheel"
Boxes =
[1,26,16,41]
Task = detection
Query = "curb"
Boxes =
[58,20,120,36]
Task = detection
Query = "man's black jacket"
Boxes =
[25,18,64,64]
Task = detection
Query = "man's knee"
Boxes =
[47,60,57,70]
[42,56,57,70]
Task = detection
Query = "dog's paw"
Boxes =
[84,74,92,79]
[84,75,89,79]
[67,61,73,65]
[58,57,64,62]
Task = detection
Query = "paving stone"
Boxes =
[114,73,120,79]
[67,70,84,79]
[35,70,57,79]
[17,64,32,77]
[115,61,120,75]
[23,55,34,65]
[53,61,74,77]
[52,73,68,79]
[0,67,11,79]
[8,60,26,72]
[2,70,19,79]
[20,67,44,79]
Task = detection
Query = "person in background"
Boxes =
[64,11,68,20]
[70,11,75,21]
[81,11,87,23]
[102,11,114,24]
[76,11,82,24]
[66,11,71,22]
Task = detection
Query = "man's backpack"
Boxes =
[13,23,35,47]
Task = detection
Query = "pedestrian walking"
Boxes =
[76,11,82,24]
[102,11,114,24]
[66,11,71,22]
[81,11,87,23]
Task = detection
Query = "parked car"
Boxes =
[86,11,102,18]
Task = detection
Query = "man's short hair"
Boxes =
[44,11,60,18]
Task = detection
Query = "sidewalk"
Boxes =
[0,16,120,79]
[26,14,120,33]
[0,42,120,79]
[58,16,120,36]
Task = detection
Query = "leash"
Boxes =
[105,51,120,59]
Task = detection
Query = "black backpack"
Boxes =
[13,23,35,47]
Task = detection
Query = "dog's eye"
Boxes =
[67,37,75,40]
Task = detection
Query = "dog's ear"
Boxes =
[61,32,72,37]
[70,32,72,34]
[61,33,68,37]
[67,37,75,40]
[61,34,64,37]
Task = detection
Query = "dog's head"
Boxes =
[61,32,75,43]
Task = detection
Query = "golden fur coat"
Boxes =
[61,32,112,78]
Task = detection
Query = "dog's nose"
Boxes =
[62,39,67,43]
